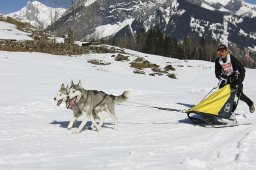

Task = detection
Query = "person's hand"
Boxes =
[219,78,227,88]
[220,74,228,80]
[230,72,239,82]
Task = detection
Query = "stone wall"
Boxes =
[0,39,115,55]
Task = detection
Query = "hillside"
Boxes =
[48,0,256,53]
[0,17,122,56]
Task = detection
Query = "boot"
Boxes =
[249,104,255,113]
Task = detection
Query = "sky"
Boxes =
[0,0,256,14]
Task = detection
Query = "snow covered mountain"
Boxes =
[7,1,66,29]
[49,0,256,52]
[188,0,256,18]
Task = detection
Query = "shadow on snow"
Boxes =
[50,120,115,130]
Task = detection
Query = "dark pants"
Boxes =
[237,91,253,107]
[220,83,253,107]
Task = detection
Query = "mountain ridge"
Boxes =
[7,1,66,29]
[50,0,256,51]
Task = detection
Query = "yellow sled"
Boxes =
[187,84,238,127]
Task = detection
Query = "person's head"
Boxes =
[217,44,228,58]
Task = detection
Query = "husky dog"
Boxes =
[54,83,83,129]
[54,83,104,130]
[67,80,129,133]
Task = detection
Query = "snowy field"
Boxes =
[1,16,256,170]
[0,49,256,170]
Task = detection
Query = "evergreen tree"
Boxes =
[108,25,255,68]
[143,29,155,54]
[170,37,178,58]
[163,36,172,57]
[154,27,164,56]
[135,28,146,52]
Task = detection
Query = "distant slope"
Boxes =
[48,0,256,52]
[0,16,32,41]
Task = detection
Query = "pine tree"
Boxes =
[136,28,146,52]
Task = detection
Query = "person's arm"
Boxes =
[215,58,222,80]
[230,55,245,83]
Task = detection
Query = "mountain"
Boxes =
[7,1,66,29]
[187,0,256,18]
[48,0,256,53]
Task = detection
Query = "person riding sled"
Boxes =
[215,44,255,113]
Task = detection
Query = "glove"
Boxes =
[220,74,228,79]
[218,78,227,88]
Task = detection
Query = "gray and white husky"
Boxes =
[54,83,103,130]
[67,80,129,133]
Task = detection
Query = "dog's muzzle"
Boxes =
[67,96,77,109]
[56,99,63,106]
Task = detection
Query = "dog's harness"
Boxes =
[92,93,107,114]
[75,90,107,110]
[67,87,108,115]
[81,90,87,108]
[93,93,107,109]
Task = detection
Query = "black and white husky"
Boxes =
[54,83,104,130]
[54,83,83,128]
[55,81,129,133]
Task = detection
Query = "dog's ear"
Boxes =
[61,83,65,89]
[78,80,82,88]
[70,80,74,86]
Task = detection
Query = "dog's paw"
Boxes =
[68,125,77,130]
[67,124,73,129]
[96,126,101,132]
[72,130,79,134]
[88,126,94,130]
[113,126,118,131]
[88,124,95,130]
[72,128,81,134]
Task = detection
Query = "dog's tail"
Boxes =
[115,91,129,104]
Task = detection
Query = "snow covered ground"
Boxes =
[0,16,256,170]
[0,48,256,170]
